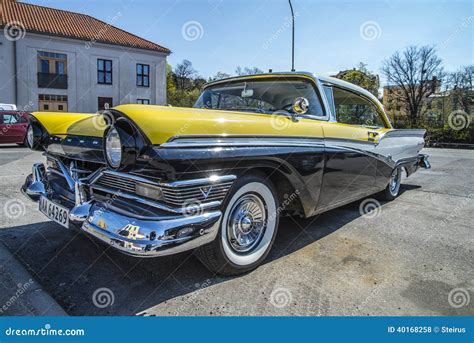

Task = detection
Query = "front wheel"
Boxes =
[380,167,402,201]
[196,174,279,275]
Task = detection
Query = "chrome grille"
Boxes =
[91,172,234,209]
[94,173,136,193]
[160,182,234,206]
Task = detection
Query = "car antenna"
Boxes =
[288,0,296,72]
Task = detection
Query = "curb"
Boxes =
[0,242,67,316]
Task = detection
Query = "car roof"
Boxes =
[0,111,29,116]
[204,71,383,109]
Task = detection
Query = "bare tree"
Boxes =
[174,59,196,92]
[235,66,263,76]
[446,65,473,115]
[209,71,232,82]
[382,46,443,126]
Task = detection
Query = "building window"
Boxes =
[98,59,112,84]
[137,99,150,105]
[37,51,67,89]
[38,94,68,112]
[98,97,113,111]
[136,64,150,87]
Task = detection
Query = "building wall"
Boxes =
[0,35,17,105]
[0,32,167,113]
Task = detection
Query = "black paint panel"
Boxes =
[317,146,378,211]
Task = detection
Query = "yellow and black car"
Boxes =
[22,72,430,275]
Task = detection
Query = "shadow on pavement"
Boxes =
[0,192,401,316]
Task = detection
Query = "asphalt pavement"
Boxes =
[0,146,472,316]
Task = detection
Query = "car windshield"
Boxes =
[194,78,324,116]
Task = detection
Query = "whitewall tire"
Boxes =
[196,174,279,275]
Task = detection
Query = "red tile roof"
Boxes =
[0,0,170,53]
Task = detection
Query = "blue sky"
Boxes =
[25,0,473,84]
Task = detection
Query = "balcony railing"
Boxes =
[37,72,68,89]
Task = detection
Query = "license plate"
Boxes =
[39,196,70,228]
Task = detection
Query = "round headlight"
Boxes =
[105,127,122,168]
[27,125,34,148]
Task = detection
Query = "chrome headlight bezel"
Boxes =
[103,119,139,171]
[104,126,122,169]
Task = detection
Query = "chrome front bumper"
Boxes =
[22,163,223,257]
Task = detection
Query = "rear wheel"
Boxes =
[380,167,402,201]
[196,174,279,275]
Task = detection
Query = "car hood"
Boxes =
[33,105,321,145]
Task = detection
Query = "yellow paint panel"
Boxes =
[32,112,96,135]
[32,105,394,145]
[113,104,325,144]
[319,122,391,143]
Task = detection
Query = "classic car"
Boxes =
[0,111,29,145]
[21,72,430,275]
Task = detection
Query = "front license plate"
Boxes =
[39,196,70,228]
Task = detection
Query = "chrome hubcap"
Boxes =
[227,194,267,253]
[389,168,401,195]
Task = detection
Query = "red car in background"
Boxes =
[0,112,29,145]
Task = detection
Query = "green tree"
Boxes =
[334,63,380,97]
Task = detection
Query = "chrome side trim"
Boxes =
[160,175,236,188]
[98,169,160,186]
[160,136,325,148]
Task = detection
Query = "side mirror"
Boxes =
[292,97,309,115]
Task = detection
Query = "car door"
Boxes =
[1,113,27,144]
[0,114,7,143]
[317,85,388,212]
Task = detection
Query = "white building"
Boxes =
[0,0,170,113]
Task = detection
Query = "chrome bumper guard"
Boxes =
[22,161,230,257]
[418,154,431,169]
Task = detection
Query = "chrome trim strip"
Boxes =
[160,136,325,148]
[160,175,236,188]
[99,170,160,186]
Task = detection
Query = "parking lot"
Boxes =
[0,146,472,316]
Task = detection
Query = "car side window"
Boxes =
[2,114,19,124]
[332,87,385,128]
